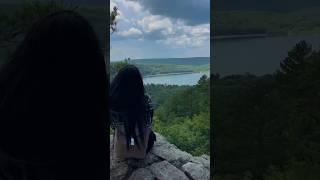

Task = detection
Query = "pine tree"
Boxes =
[280,41,312,75]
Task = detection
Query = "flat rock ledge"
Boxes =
[110,133,210,180]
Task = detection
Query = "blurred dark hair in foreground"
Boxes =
[0,10,108,179]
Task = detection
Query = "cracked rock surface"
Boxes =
[110,133,210,180]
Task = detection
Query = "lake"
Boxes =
[212,35,320,76]
[141,35,320,85]
[143,71,210,85]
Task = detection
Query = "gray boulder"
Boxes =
[147,161,189,180]
[110,133,210,180]
[182,162,210,180]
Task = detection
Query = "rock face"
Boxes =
[110,133,210,180]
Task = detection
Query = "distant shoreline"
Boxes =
[143,71,195,78]
[111,57,210,64]
[143,71,210,78]
[212,33,268,40]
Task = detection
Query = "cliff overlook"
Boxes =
[110,133,210,180]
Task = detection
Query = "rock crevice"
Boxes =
[110,133,210,180]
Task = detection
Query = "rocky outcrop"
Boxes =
[110,133,210,180]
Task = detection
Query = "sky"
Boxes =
[110,0,210,61]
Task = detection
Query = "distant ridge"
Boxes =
[215,0,320,11]
[131,57,210,65]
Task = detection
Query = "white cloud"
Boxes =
[117,11,131,23]
[137,15,174,35]
[118,27,143,37]
[122,0,143,13]
[159,24,210,48]
[111,0,209,50]
[189,25,210,37]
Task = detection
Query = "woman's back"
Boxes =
[110,65,156,161]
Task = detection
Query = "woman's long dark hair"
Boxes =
[0,11,107,179]
[110,65,147,149]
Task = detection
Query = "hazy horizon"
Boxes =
[111,56,210,62]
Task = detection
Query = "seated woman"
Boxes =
[0,11,108,179]
[110,65,156,161]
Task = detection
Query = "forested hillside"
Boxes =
[213,7,320,36]
[215,0,320,11]
[214,41,320,179]
[146,75,210,156]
